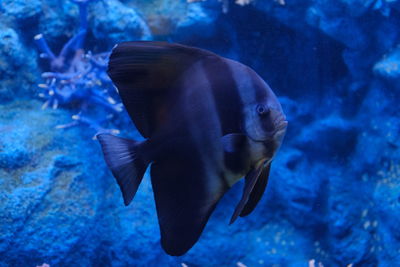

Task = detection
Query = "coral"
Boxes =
[0,26,40,102]
[374,161,400,263]
[0,101,114,266]
[374,46,400,79]
[89,0,152,45]
[186,0,285,14]
[34,0,122,135]
[0,0,42,23]
[370,0,399,16]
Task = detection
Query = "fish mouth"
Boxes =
[268,120,288,142]
[274,120,288,134]
[247,119,288,143]
[271,113,287,134]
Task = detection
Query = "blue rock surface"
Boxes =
[1,0,400,266]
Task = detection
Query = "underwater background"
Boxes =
[0,0,399,266]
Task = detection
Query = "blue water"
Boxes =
[1,0,399,266]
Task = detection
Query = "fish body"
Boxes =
[97,41,287,256]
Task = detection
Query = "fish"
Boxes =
[97,41,287,256]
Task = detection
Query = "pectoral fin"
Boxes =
[221,133,247,153]
[222,133,251,176]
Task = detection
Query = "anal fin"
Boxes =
[151,157,228,256]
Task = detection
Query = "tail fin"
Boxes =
[97,133,149,206]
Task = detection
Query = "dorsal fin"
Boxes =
[107,41,218,138]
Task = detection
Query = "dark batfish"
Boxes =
[97,41,287,256]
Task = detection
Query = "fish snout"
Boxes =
[269,108,287,136]
[246,105,287,143]
[274,119,288,132]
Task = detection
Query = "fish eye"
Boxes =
[256,104,268,116]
